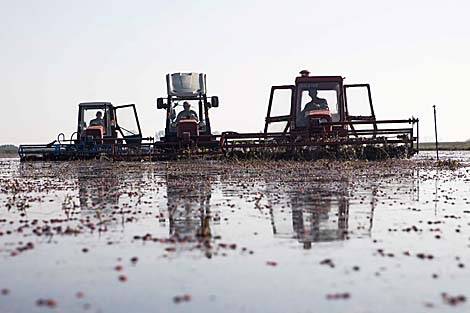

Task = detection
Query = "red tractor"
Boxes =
[221,70,419,158]
[155,73,220,157]
[18,102,149,160]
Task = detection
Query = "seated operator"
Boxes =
[89,111,105,127]
[176,101,198,122]
[301,88,329,116]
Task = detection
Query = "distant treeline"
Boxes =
[419,141,470,151]
[0,145,19,154]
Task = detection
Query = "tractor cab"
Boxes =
[294,76,341,134]
[264,71,347,135]
[264,70,382,137]
[19,101,145,161]
[77,102,142,144]
[156,73,219,143]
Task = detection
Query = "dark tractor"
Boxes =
[19,102,147,160]
[155,73,220,155]
[221,70,419,158]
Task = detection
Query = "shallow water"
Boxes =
[0,153,470,313]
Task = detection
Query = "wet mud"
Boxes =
[0,152,469,313]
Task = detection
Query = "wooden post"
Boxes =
[433,105,439,160]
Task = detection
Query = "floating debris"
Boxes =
[442,293,467,306]
[326,293,351,300]
[36,298,58,308]
[173,294,191,304]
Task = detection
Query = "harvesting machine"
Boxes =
[18,73,222,161]
[220,70,419,159]
[154,73,221,158]
[18,70,419,161]
[18,102,152,161]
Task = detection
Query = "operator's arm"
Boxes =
[302,102,313,115]
[319,98,329,110]
[191,110,199,122]
[175,111,182,121]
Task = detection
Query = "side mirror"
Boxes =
[211,96,219,108]
[157,98,167,109]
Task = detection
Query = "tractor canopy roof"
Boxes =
[295,75,343,85]
[166,73,207,98]
[79,102,113,108]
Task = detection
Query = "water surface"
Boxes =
[1,153,470,312]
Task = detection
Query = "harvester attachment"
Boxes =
[18,102,154,161]
[220,72,419,160]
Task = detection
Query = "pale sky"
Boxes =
[1,0,469,145]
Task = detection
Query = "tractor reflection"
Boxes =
[78,164,121,211]
[75,163,148,229]
[164,170,214,239]
[273,196,350,249]
[269,190,375,249]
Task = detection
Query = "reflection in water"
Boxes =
[265,166,421,249]
[17,162,124,213]
[271,195,357,249]
[267,183,378,249]
[164,171,214,239]
[78,164,120,211]
[291,197,349,249]
[15,161,419,250]
[3,155,470,313]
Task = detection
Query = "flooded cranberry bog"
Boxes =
[1,152,470,313]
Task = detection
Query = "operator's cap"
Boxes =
[299,70,310,77]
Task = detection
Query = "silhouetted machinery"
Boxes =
[18,70,419,161]
[18,102,150,161]
[155,73,220,157]
[221,70,419,158]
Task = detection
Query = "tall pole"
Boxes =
[433,105,439,160]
